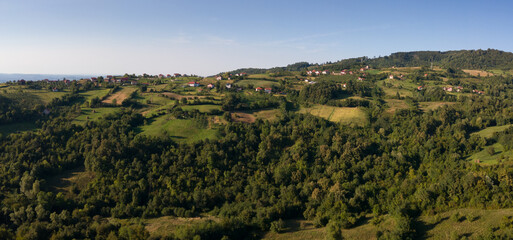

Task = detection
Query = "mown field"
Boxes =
[471,124,513,139]
[72,107,119,125]
[138,115,218,143]
[299,105,368,126]
[235,79,280,88]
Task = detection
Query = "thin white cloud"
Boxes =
[205,35,237,46]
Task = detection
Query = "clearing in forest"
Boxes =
[418,101,456,111]
[299,105,367,126]
[139,115,218,142]
[471,124,513,139]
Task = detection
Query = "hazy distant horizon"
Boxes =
[0,73,98,82]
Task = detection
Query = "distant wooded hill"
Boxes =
[224,49,513,75]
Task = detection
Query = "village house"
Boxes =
[216,76,222,81]
[473,89,485,94]
[307,70,320,75]
[207,83,214,89]
[255,87,263,92]
[225,83,232,89]
[360,68,365,72]
[264,88,272,94]
[342,83,347,88]
[322,70,330,75]
[358,77,364,81]
[188,81,199,87]
[443,87,453,92]
[365,65,370,69]
[174,73,182,77]
[167,74,172,78]
[417,86,423,91]
[389,75,394,79]
[131,81,137,85]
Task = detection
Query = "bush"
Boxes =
[451,212,461,222]
[270,219,285,233]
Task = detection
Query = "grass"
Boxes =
[264,208,513,240]
[72,107,119,125]
[109,215,219,238]
[299,105,368,126]
[236,80,280,88]
[468,143,513,165]
[384,99,410,114]
[80,88,111,103]
[139,115,218,143]
[417,208,513,239]
[43,166,95,197]
[471,124,513,139]
[0,122,38,135]
[418,101,456,111]
[181,104,221,113]
[253,109,281,121]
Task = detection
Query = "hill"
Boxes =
[322,49,513,71]
[222,49,513,75]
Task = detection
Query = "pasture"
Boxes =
[139,115,218,143]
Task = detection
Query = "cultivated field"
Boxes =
[102,87,137,105]
[463,69,493,77]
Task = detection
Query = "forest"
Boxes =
[1,52,513,239]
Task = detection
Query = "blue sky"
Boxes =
[0,0,512,76]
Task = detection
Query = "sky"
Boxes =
[0,0,512,76]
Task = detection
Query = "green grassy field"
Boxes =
[72,107,119,125]
[299,105,368,126]
[139,115,218,143]
[263,208,513,240]
[0,122,38,135]
[468,143,513,165]
[417,208,513,239]
[2,88,69,104]
[472,124,513,139]
[80,88,111,103]
[236,79,280,88]
[384,99,411,113]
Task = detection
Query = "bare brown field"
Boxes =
[463,69,493,77]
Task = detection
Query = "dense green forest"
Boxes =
[2,52,513,239]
